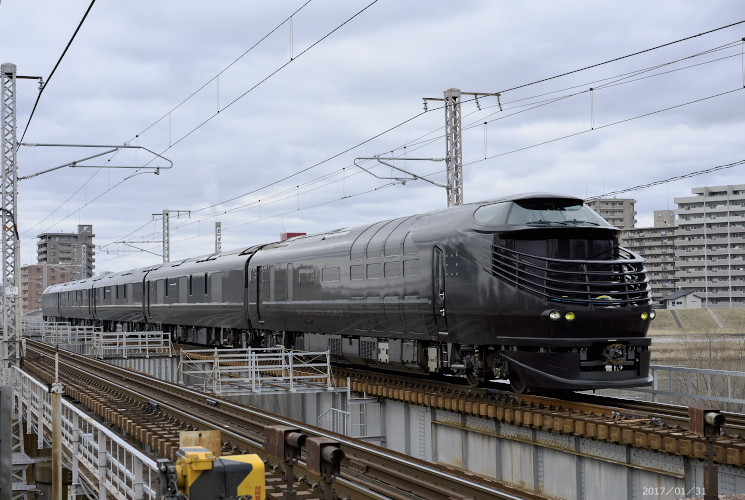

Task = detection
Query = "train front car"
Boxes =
[444,193,653,392]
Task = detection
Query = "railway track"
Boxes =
[23,340,544,500]
[334,365,745,431]
[332,367,745,467]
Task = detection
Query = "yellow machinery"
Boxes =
[158,431,265,499]
[175,446,265,499]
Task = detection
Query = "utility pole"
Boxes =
[1,63,20,384]
[154,210,190,263]
[423,88,501,207]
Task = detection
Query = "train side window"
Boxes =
[403,259,420,277]
[204,273,209,295]
[350,265,364,280]
[384,217,413,257]
[298,267,315,286]
[367,219,398,259]
[275,265,288,301]
[189,275,193,295]
[384,262,399,278]
[403,232,417,255]
[367,263,382,279]
[165,279,169,297]
[115,285,119,300]
[350,220,389,260]
[322,267,340,282]
[473,201,511,225]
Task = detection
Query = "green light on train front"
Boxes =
[641,312,649,320]
[565,312,576,321]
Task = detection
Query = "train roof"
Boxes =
[466,192,583,206]
[43,192,588,284]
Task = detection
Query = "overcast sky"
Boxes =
[3,1,744,273]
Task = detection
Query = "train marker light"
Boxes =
[649,310,656,320]
[548,310,561,321]
[564,312,576,321]
[641,312,649,320]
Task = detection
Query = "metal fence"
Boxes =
[178,346,334,395]
[22,318,100,354]
[14,367,160,499]
[616,364,745,413]
[92,331,172,359]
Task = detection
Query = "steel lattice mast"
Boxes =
[156,209,190,263]
[444,88,463,207]
[424,88,500,207]
[1,63,20,384]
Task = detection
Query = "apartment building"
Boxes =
[37,224,95,279]
[674,185,745,307]
[587,198,637,229]
[621,210,677,304]
[20,264,77,312]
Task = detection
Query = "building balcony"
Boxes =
[676,250,706,258]
[704,291,745,299]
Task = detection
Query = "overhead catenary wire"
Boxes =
[26,0,381,242]
[495,19,745,95]
[22,0,317,239]
[188,39,744,217]
[464,87,744,167]
[105,47,745,254]
[139,82,744,249]
[28,20,745,259]
[19,0,96,144]
[586,159,745,199]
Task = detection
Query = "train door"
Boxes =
[287,263,293,301]
[147,280,156,319]
[144,279,150,320]
[433,247,448,333]
[255,266,263,325]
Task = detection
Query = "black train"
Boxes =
[43,193,654,391]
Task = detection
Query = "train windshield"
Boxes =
[474,199,613,227]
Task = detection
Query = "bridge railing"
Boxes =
[14,367,160,499]
[618,364,745,413]
[21,319,102,354]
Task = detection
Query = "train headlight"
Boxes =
[565,312,576,321]
[548,310,561,321]
[641,312,649,320]
[649,310,656,320]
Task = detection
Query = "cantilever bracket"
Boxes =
[354,156,448,191]
[18,143,173,180]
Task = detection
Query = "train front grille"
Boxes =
[491,244,651,306]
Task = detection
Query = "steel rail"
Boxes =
[25,340,542,500]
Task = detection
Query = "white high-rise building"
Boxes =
[674,185,745,307]
[620,209,677,304]
[587,198,637,229]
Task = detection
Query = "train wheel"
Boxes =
[509,372,526,394]
[465,370,480,388]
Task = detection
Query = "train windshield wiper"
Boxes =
[563,219,600,226]
[526,220,569,225]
